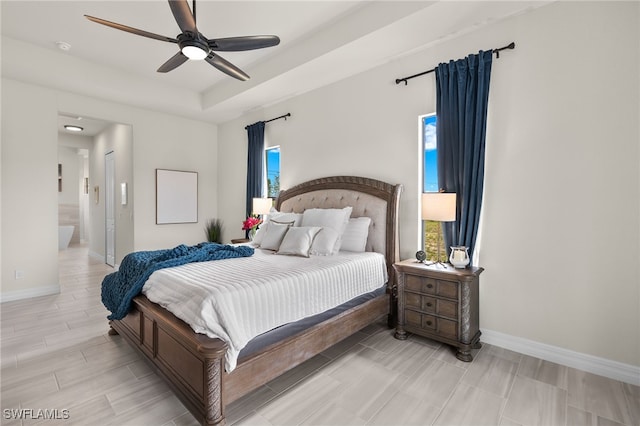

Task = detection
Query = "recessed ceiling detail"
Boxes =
[1,1,551,124]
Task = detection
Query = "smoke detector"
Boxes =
[56,41,71,51]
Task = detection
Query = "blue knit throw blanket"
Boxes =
[102,242,254,320]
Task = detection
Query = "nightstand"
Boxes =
[230,238,250,244]
[393,259,483,361]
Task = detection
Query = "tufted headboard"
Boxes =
[275,176,403,284]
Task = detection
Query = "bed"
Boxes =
[107,175,403,426]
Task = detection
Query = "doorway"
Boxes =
[57,114,134,270]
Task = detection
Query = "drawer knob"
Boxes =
[427,284,433,289]
[426,320,433,326]
[426,302,433,307]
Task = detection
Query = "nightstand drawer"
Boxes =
[405,275,436,294]
[406,292,436,313]
[405,275,459,299]
[405,293,457,319]
[406,310,458,340]
[437,299,458,319]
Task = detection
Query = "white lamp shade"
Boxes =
[252,197,273,215]
[422,192,457,222]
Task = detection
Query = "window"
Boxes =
[422,114,437,192]
[265,146,280,198]
[421,113,445,261]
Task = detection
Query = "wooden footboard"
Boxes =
[110,296,227,425]
[110,293,389,426]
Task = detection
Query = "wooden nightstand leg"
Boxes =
[456,331,482,361]
[455,348,473,362]
[470,330,482,350]
[394,328,408,340]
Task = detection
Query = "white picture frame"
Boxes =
[156,169,198,224]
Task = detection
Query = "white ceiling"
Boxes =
[1,1,549,126]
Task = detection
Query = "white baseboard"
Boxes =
[482,329,640,386]
[0,285,60,303]
[88,250,104,261]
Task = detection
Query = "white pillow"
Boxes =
[309,227,341,256]
[277,227,322,257]
[259,221,292,251]
[270,209,303,226]
[253,209,301,246]
[340,217,372,252]
[252,222,268,246]
[301,207,352,254]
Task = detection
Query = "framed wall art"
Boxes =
[156,169,198,224]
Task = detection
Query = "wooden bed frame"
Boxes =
[108,176,403,425]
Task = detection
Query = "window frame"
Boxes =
[265,145,281,198]
[420,113,444,260]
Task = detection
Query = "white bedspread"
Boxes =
[141,249,388,371]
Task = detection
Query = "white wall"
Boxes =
[1,81,59,299]
[479,1,639,369]
[218,1,639,368]
[1,79,218,300]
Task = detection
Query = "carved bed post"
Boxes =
[203,355,225,425]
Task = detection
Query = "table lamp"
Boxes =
[422,192,456,267]
[252,197,273,216]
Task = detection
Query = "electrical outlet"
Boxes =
[15,270,24,279]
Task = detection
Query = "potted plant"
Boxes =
[204,218,223,243]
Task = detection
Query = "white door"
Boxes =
[105,151,115,267]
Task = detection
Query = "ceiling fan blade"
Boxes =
[85,15,177,43]
[157,52,189,73]
[168,0,197,34]
[208,35,281,52]
[205,53,250,81]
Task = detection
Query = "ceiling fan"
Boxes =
[85,0,280,81]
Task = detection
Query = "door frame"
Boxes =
[105,150,115,267]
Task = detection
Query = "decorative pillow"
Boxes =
[269,209,303,226]
[259,221,292,251]
[309,227,341,256]
[253,208,302,246]
[252,222,267,246]
[340,217,372,252]
[301,207,352,254]
[277,227,322,257]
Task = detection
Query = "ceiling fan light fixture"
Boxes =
[182,44,208,60]
[64,125,84,132]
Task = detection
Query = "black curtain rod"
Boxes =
[245,113,291,129]
[395,42,515,86]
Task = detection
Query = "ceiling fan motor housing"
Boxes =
[178,32,210,60]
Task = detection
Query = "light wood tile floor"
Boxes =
[1,245,638,426]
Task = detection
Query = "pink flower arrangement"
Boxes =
[242,216,262,231]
